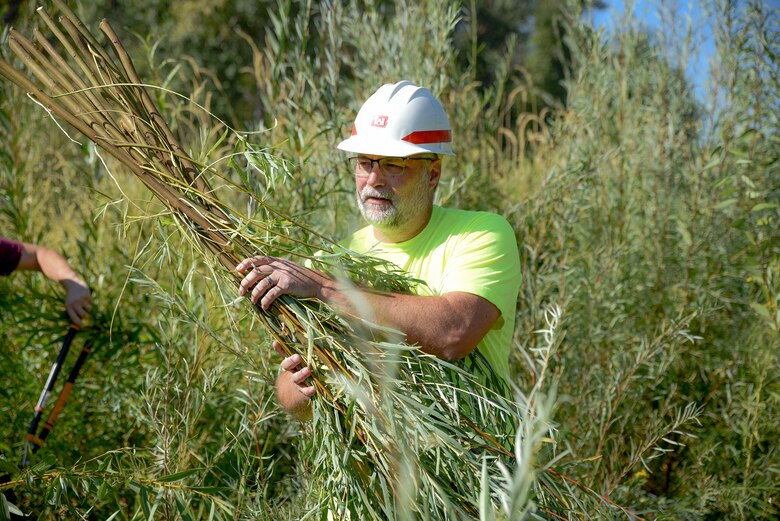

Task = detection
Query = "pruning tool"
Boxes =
[21,324,93,466]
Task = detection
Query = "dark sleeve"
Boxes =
[0,237,23,276]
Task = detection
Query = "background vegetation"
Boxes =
[1,0,777,519]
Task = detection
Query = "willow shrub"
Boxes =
[1,2,561,519]
[0,73,286,517]
[504,0,779,518]
[246,0,778,515]
[1,0,778,519]
[0,12,286,515]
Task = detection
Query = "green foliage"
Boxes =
[1,0,778,519]
[507,0,779,518]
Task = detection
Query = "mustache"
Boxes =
[359,187,394,201]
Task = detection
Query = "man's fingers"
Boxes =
[240,269,276,300]
[290,366,311,384]
[235,256,273,273]
[235,257,255,272]
[280,353,302,371]
[259,284,282,310]
[300,385,316,397]
[238,271,260,296]
[250,275,276,304]
[272,341,285,357]
[238,268,264,296]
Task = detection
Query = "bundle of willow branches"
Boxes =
[0,3,593,519]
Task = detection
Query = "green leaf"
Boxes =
[703,157,722,171]
[751,203,778,212]
[175,498,194,521]
[750,302,770,320]
[737,128,760,141]
[714,198,738,210]
[676,220,692,246]
[0,493,9,521]
[156,468,201,483]
[138,484,151,518]
[479,458,496,521]
[205,128,231,159]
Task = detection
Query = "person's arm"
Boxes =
[237,256,499,421]
[17,243,93,327]
[236,256,500,361]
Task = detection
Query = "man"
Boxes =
[0,237,93,327]
[236,81,521,419]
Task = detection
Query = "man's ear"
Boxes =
[428,158,442,190]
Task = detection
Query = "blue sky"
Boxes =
[590,0,718,100]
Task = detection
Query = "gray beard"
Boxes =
[356,169,431,230]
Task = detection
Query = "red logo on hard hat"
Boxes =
[371,115,389,128]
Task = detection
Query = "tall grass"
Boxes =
[1,0,778,519]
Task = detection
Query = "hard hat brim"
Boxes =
[337,135,454,157]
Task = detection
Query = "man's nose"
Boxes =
[364,163,385,185]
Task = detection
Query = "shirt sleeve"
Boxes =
[0,237,23,276]
[439,214,521,327]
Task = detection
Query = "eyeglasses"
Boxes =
[347,156,434,178]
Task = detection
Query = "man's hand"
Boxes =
[274,341,315,421]
[62,277,93,328]
[236,255,331,310]
[236,256,498,361]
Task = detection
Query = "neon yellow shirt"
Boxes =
[340,205,521,385]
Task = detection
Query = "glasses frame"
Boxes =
[348,156,436,178]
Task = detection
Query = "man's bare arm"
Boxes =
[237,256,499,360]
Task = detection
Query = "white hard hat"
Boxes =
[337,80,454,157]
